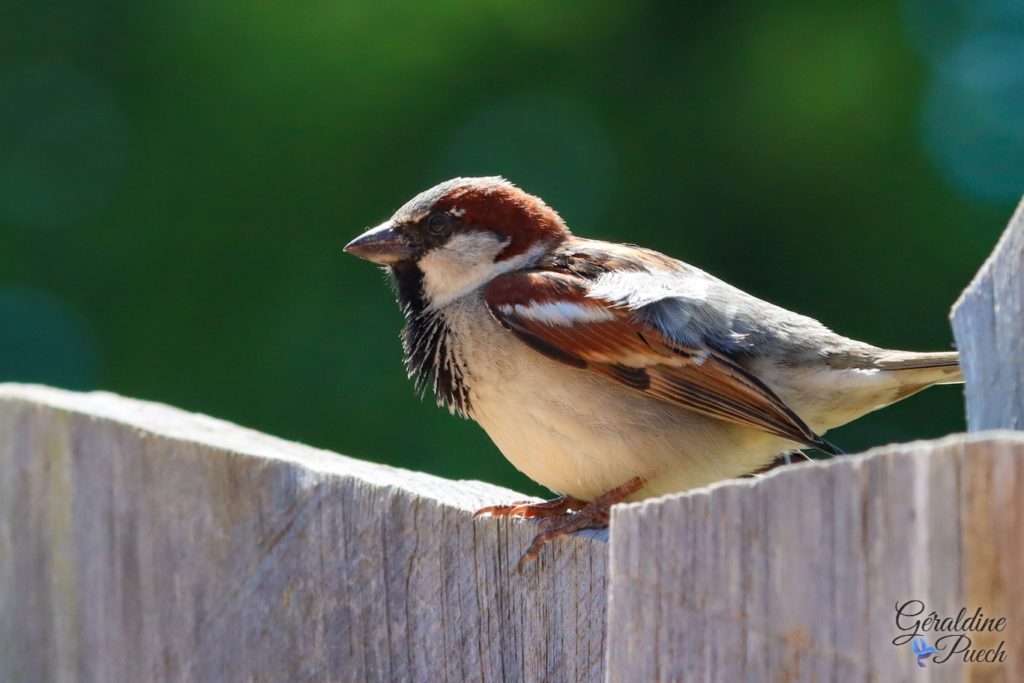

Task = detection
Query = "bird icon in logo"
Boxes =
[912,636,937,668]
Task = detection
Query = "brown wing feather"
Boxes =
[485,270,832,450]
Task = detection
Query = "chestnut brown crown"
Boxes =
[425,177,569,261]
[345,177,570,266]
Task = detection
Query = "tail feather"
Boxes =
[873,350,963,385]
[872,350,960,371]
[811,347,963,432]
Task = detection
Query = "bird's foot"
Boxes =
[516,476,645,572]
[473,495,586,520]
[746,450,813,477]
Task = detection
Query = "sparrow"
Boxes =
[345,177,963,569]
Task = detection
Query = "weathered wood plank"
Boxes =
[606,432,1024,682]
[0,384,607,683]
[952,197,1024,431]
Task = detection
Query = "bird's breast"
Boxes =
[435,295,788,500]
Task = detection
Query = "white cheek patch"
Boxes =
[500,301,617,326]
[418,232,512,308]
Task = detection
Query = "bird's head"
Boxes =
[345,177,569,310]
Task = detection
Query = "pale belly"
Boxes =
[444,299,797,501]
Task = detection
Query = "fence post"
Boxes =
[606,197,1024,681]
[952,198,1024,431]
[0,386,608,683]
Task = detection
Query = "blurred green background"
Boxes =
[2,0,1022,497]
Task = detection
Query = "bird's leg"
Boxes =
[746,450,813,477]
[516,476,645,572]
[473,495,586,520]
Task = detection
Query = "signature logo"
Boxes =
[893,600,1008,667]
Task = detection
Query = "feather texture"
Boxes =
[485,267,840,453]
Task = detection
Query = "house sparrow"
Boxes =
[345,177,962,569]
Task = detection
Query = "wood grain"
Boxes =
[952,197,1024,431]
[606,432,1024,682]
[0,384,607,683]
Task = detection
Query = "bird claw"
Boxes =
[472,500,532,519]
[515,476,645,573]
[515,509,608,572]
[472,495,586,520]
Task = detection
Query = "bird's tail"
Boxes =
[867,350,963,406]
[872,350,963,385]
[817,348,962,432]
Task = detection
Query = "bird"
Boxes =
[344,176,963,569]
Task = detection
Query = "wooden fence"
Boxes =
[1,199,1022,682]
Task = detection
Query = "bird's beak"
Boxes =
[344,221,414,265]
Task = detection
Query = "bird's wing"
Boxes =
[484,268,837,452]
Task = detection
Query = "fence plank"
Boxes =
[606,432,1024,682]
[0,384,607,683]
[952,198,1024,431]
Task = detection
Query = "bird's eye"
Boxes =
[427,212,453,236]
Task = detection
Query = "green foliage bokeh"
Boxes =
[2,0,1019,497]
